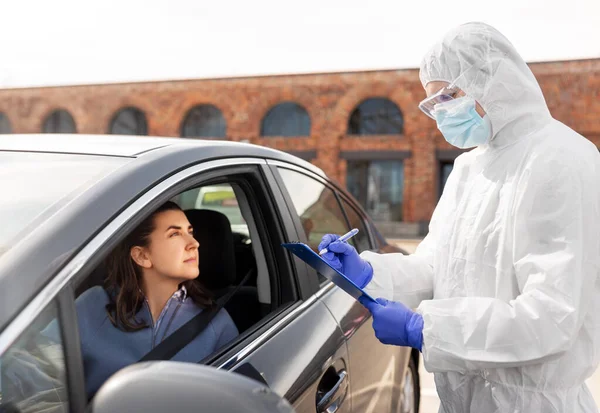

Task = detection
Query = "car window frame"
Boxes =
[68,163,303,360]
[0,158,306,411]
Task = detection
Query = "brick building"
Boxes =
[1,59,599,236]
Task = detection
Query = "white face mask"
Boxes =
[434,96,493,149]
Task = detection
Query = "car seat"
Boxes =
[184,209,261,333]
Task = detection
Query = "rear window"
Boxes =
[195,186,246,226]
[201,190,239,207]
[0,152,128,257]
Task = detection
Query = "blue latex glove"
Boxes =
[318,234,373,288]
[358,297,424,351]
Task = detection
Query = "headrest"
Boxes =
[184,209,236,290]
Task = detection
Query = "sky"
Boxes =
[1,0,599,88]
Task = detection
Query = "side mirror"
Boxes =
[92,361,295,413]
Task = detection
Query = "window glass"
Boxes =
[347,98,403,135]
[346,160,404,222]
[43,110,76,133]
[0,113,11,134]
[278,168,348,252]
[339,197,371,253]
[0,301,69,413]
[439,161,454,198]
[0,152,128,259]
[261,102,311,137]
[176,183,248,236]
[109,107,147,135]
[181,105,226,138]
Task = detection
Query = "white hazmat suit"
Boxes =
[361,22,600,412]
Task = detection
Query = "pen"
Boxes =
[319,228,359,255]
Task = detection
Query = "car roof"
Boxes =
[0,134,177,156]
[0,134,322,173]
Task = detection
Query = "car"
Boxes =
[0,134,419,413]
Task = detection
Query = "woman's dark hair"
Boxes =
[105,201,214,331]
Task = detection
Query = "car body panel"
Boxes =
[319,288,411,411]
[230,298,351,413]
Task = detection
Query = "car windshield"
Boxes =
[0,151,128,258]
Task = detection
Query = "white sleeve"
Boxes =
[417,159,600,373]
[358,192,453,309]
[360,235,435,309]
[356,157,466,309]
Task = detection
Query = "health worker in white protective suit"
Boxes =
[319,22,600,412]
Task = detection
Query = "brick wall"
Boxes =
[1,59,599,229]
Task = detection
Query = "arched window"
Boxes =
[181,105,226,138]
[261,102,311,137]
[0,113,11,134]
[348,98,404,135]
[42,110,76,133]
[109,107,148,135]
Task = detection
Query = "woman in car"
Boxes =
[2,201,238,405]
[75,201,238,399]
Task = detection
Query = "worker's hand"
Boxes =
[319,234,373,288]
[358,297,424,351]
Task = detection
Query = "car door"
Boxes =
[208,162,351,413]
[167,161,351,413]
[269,160,411,413]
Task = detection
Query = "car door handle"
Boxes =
[316,369,348,413]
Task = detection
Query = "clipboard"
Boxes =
[282,242,377,303]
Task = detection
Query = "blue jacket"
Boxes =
[75,286,238,399]
[1,286,238,405]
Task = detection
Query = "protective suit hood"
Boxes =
[419,22,552,147]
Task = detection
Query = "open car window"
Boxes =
[68,167,297,402]
[178,184,249,238]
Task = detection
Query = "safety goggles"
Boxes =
[418,84,461,120]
